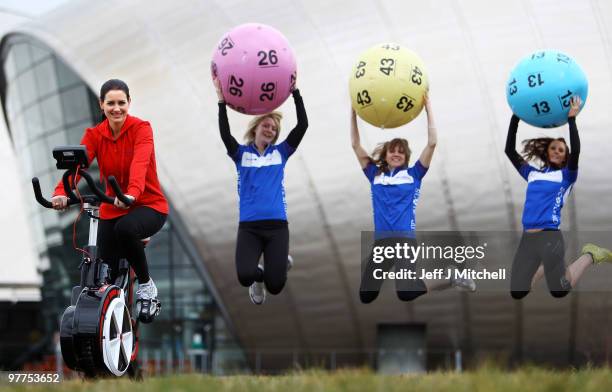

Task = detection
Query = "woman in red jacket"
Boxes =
[50,79,168,323]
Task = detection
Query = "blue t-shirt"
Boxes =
[519,164,578,230]
[363,161,428,237]
[231,141,295,222]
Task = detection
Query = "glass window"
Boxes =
[34,59,58,98]
[173,244,196,266]
[11,43,32,74]
[46,130,67,151]
[55,57,80,90]
[17,70,37,107]
[23,105,44,142]
[40,207,59,234]
[66,122,89,145]
[61,86,92,125]
[174,267,205,290]
[5,83,20,121]
[46,231,63,250]
[18,136,34,178]
[37,171,55,198]
[9,114,26,150]
[29,44,50,64]
[30,137,50,176]
[40,94,63,132]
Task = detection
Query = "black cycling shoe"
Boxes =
[136,298,161,323]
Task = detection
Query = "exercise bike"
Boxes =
[32,145,158,378]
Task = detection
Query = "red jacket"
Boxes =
[53,115,169,219]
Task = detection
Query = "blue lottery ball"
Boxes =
[506,50,588,128]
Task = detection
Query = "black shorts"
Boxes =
[235,220,289,295]
[359,237,427,303]
[510,230,571,299]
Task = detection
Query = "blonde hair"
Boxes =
[244,111,283,145]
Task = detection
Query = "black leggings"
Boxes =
[359,237,428,304]
[98,206,167,283]
[235,220,289,295]
[510,230,571,299]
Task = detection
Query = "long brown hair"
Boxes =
[371,138,411,174]
[244,111,283,145]
[521,137,569,169]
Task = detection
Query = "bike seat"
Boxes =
[141,237,150,248]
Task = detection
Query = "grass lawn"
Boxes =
[3,366,612,392]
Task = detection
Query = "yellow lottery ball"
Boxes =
[349,43,429,128]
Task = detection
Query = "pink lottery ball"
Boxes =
[211,23,297,115]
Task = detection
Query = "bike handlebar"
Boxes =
[31,178,53,208]
[61,170,81,205]
[79,170,114,204]
[32,169,134,209]
[108,176,133,206]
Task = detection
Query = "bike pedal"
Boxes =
[136,299,161,324]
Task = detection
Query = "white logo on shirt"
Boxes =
[527,170,562,183]
[373,170,414,186]
[241,150,282,168]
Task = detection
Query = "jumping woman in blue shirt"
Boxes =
[506,96,612,299]
[214,78,308,305]
[352,94,475,303]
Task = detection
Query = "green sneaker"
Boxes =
[582,243,612,264]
